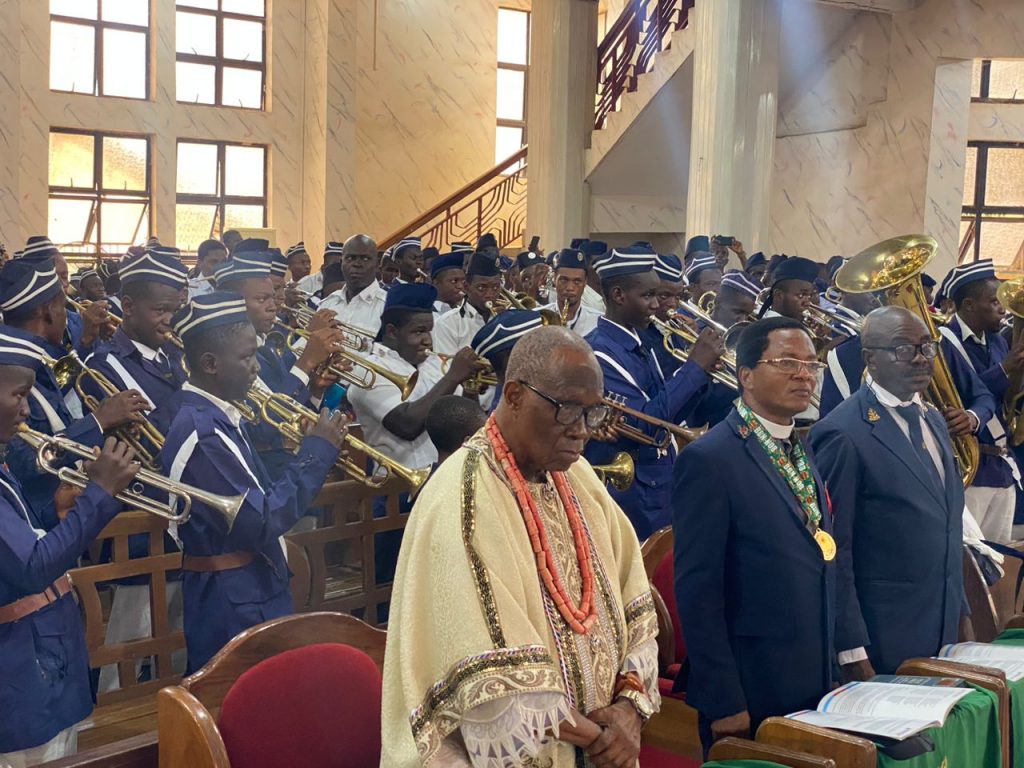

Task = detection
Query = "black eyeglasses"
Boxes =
[863,340,939,362]
[517,381,610,428]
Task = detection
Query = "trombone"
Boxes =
[43,352,166,467]
[592,452,635,492]
[601,393,706,449]
[241,387,431,494]
[650,318,739,390]
[16,424,245,525]
[286,328,418,400]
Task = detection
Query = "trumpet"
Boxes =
[285,315,375,354]
[650,318,739,390]
[487,288,563,326]
[15,424,245,524]
[286,328,418,399]
[803,303,862,339]
[416,268,431,282]
[241,388,431,494]
[592,452,635,492]
[68,298,120,326]
[601,393,706,449]
[44,352,165,467]
[436,352,499,389]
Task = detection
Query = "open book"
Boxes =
[938,642,1024,681]
[787,680,971,740]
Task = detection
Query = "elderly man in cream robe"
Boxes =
[382,327,660,768]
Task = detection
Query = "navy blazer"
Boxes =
[674,409,836,725]
[0,466,120,752]
[158,389,339,671]
[585,317,709,540]
[810,387,964,674]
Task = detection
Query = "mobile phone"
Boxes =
[713,235,735,246]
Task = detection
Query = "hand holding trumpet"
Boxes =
[84,437,142,497]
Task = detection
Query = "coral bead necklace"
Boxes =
[486,416,597,634]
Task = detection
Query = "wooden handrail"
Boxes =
[379,147,528,250]
[595,0,693,130]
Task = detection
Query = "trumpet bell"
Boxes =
[48,354,85,390]
[997,277,1024,320]
[593,452,635,492]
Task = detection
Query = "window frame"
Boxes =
[47,127,153,256]
[972,59,1024,105]
[496,7,530,164]
[49,1,151,100]
[961,140,1024,264]
[175,138,268,244]
[175,1,267,110]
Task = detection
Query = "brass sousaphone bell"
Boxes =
[997,277,1024,446]
[835,235,980,487]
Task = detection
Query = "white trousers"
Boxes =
[966,485,1017,544]
[98,581,185,693]
[0,726,77,767]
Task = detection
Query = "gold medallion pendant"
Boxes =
[815,529,837,561]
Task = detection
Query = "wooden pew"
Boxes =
[708,737,836,767]
[37,475,410,767]
[157,612,386,768]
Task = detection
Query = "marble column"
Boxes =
[0,0,22,246]
[301,0,359,266]
[525,0,597,250]
[686,0,780,253]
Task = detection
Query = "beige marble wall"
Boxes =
[0,0,531,261]
[769,0,1024,277]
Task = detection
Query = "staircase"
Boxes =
[381,0,697,251]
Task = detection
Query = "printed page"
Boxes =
[940,642,1024,662]
[816,681,970,724]
[788,710,936,741]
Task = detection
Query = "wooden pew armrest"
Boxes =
[157,686,229,768]
[709,736,836,768]
[756,716,876,768]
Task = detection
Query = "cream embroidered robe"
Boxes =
[381,433,660,767]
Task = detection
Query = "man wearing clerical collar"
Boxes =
[382,326,659,767]
[675,316,836,752]
[812,307,967,680]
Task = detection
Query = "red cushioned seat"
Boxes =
[651,551,685,668]
[217,642,381,768]
[639,743,702,767]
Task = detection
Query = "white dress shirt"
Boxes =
[432,300,487,355]
[347,347,447,471]
[318,281,388,336]
[582,284,606,313]
[541,301,602,338]
[297,272,324,297]
[187,275,216,300]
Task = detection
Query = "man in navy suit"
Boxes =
[811,306,967,680]
[675,316,836,751]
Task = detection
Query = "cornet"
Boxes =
[44,353,166,467]
[600,394,706,449]
[241,388,431,494]
[286,328,418,400]
[16,425,245,525]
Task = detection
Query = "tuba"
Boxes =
[592,452,635,492]
[997,277,1024,446]
[835,235,980,486]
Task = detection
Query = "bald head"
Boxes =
[861,306,928,348]
[505,326,602,392]
[861,305,935,400]
[341,233,379,293]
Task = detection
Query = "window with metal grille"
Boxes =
[496,8,530,167]
[961,141,1024,269]
[175,139,267,251]
[176,0,266,110]
[971,59,1024,103]
[47,129,152,257]
[49,0,150,99]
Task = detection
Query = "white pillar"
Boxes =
[686,0,780,252]
[525,0,597,250]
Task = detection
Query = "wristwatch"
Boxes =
[616,688,656,723]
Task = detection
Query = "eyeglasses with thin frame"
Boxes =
[756,358,828,375]
[516,380,611,429]
[862,340,940,362]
